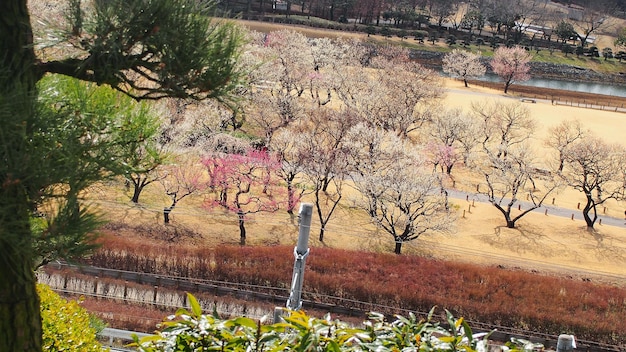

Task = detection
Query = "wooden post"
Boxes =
[472,199,475,207]
[577,202,580,209]
[544,209,548,215]
[571,214,574,220]
[153,286,158,304]
[552,197,555,205]
[599,219,602,225]
[462,210,466,218]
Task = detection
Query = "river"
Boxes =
[476,73,626,98]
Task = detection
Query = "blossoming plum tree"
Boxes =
[490,46,532,93]
[202,149,283,245]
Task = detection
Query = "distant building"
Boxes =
[273,1,287,11]
[515,22,552,39]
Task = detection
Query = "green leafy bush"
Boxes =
[38,284,104,351]
[133,293,491,351]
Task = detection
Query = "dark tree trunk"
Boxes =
[238,211,246,245]
[394,241,403,254]
[504,81,511,94]
[463,79,468,88]
[0,239,41,351]
[286,179,295,215]
[582,196,597,228]
[131,182,144,203]
[319,228,325,242]
[0,0,44,350]
[506,219,516,228]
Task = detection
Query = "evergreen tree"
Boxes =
[0,0,244,350]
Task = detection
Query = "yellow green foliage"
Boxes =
[37,284,104,352]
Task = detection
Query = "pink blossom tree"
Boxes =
[490,46,532,94]
[202,149,284,245]
[425,142,461,175]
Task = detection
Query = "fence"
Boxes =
[38,268,275,321]
[38,263,622,352]
[466,80,626,113]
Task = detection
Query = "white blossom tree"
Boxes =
[545,120,586,173]
[362,46,444,138]
[299,108,355,242]
[426,107,480,173]
[443,49,486,88]
[157,159,207,223]
[346,124,454,254]
[269,128,311,216]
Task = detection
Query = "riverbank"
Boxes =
[411,49,626,86]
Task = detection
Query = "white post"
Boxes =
[557,334,575,352]
[286,203,313,311]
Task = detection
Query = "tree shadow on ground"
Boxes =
[580,227,626,263]
[475,223,560,258]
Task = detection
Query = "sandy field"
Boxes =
[89,17,626,285]
[403,79,626,284]
[100,78,626,289]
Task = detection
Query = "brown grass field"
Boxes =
[87,77,626,288]
[25,4,626,339]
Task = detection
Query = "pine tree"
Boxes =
[0,0,244,350]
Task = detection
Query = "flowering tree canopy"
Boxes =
[202,149,283,245]
[490,46,532,93]
[443,49,486,88]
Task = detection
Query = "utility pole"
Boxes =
[274,203,313,322]
[286,203,313,310]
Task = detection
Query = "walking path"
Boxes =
[446,188,626,229]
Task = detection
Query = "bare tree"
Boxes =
[346,124,453,254]
[300,108,355,242]
[469,101,557,228]
[270,128,312,216]
[556,134,626,229]
[426,0,460,29]
[545,120,586,173]
[490,46,532,94]
[158,160,206,223]
[508,0,550,43]
[442,49,486,88]
[570,0,617,48]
